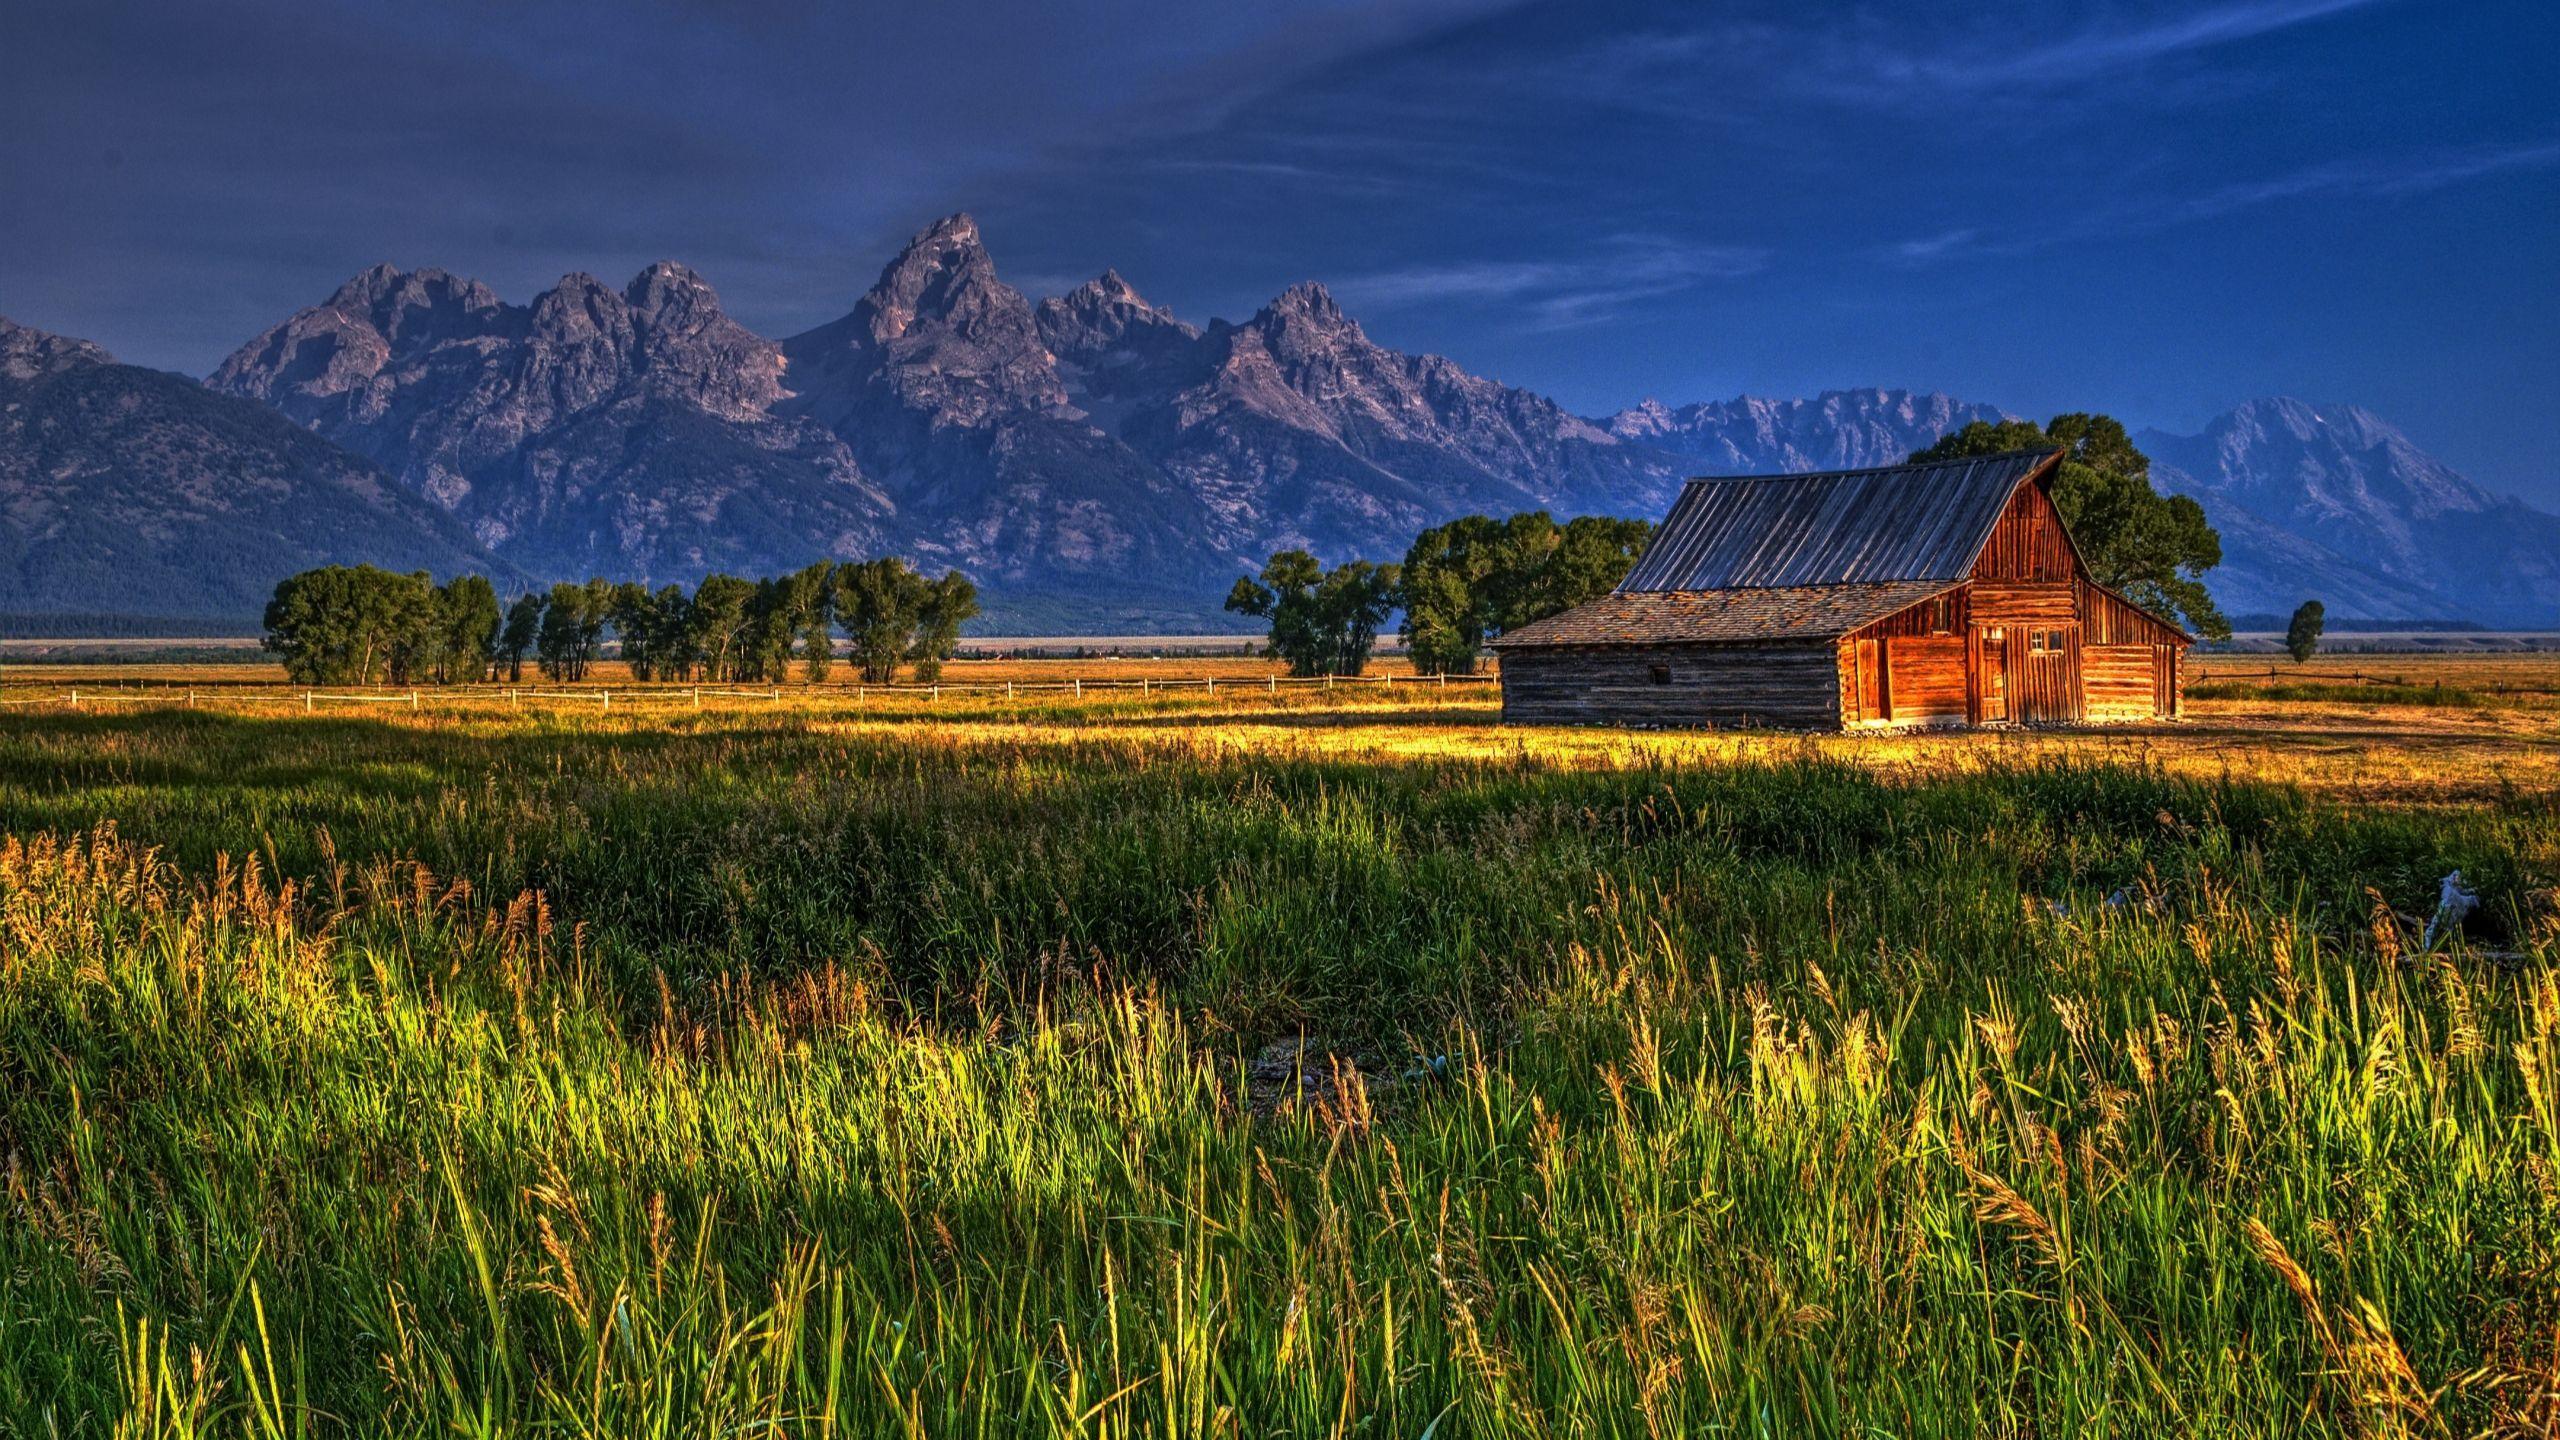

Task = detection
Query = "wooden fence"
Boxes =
[0,671,1500,716]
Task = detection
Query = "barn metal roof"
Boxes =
[1492,582,1957,649]
[1615,449,2061,593]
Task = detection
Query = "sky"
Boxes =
[4,0,2555,499]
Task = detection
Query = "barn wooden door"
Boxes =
[2012,627,2082,723]
[1973,627,2008,723]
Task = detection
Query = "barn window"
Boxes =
[1928,598,1951,634]
[1648,663,1672,686]
[2029,631,2048,653]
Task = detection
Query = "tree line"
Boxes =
[1226,511,1653,677]
[263,560,977,686]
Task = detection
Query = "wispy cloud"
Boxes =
[1859,0,2388,92]
[1545,0,2395,120]
[1883,137,2560,264]
[1334,236,1768,329]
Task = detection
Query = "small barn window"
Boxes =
[1648,663,1672,686]
[1928,598,1951,634]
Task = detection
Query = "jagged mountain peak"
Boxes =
[0,315,114,380]
[317,264,506,333]
[1261,281,1353,333]
[854,212,1021,344]
[1036,270,1199,369]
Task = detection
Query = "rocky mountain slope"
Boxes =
[2143,399,2560,625]
[209,262,892,583]
[0,316,501,620]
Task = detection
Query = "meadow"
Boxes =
[1,658,2555,1436]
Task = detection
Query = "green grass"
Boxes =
[2187,678,2493,708]
[0,709,2555,1436]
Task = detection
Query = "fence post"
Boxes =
[305,691,313,713]
[1325,675,1334,691]
[411,690,420,712]
[1074,677,1082,699]
[1007,680,1014,699]
[1142,678,1150,697]
[68,689,78,710]
[1269,675,1277,694]
[931,684,938,702]
[1206,676,1214,696]
[601,690,610,711]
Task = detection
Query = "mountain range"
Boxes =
[4,213,2554,630]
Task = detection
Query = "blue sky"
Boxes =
[5,0,2554,498]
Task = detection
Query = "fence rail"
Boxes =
[0,670,1501,718]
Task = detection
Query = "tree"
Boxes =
[500,593,544,682]
[1912,415,2228,640]
[265,565,398,684]
[437,575,502,684]
[2286,600,2325,664]
[611,583,666,680]
[908,570,979,683]
[688,574,756,682]
[262,565,459,685]
[836,559,922,683]
[1397,512,1653,674]
[1227,550,1401,677]
[793,562,838,682]
[536,581,599,681]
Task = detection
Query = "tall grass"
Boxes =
[0,710,2554,1435]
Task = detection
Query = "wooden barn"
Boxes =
[1493,449,2189,729]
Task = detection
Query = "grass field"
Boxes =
[2,658,2556,1436]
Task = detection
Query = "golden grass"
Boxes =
[5,652,2557,806]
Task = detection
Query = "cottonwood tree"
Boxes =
[499,593,544,682]
[264,566,488,685]
[689,574,756,682]
[2286,600,2325,663]
[1912,416,2228,640]
[795,561,839,681]
[1226,550,1401,677]
[834,559,979,683]
[437,575,502,683]
[535,581,612,681]
[908,570,979,683]
[1399,512,1652,675]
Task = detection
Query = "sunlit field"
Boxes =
[3,656,2556,1435]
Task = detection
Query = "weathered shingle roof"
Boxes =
[1493,582,1957,649]
[1616,449,2060,592]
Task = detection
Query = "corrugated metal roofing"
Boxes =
[1616,449,2060,593]
[1493,582,1957,649]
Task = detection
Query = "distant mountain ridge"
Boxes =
[6,214,2554,630]
[0,315,503,620]
[1603,390,2010,473]
[2141,399,2560,626]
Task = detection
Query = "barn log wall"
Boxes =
[1501,642,1842,728]
[1892,636,1969,724]
[2085,644,2162,721]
